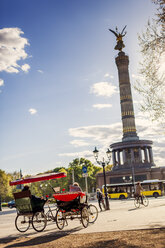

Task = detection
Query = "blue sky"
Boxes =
[0,0,164,175]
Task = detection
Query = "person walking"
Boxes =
[96,188,105,211]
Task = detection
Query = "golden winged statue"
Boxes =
[109,26,127,51]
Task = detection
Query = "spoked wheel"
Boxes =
[56,209,65,230]
[87,204,98,223]
[134,198,140,208]
[81,207,89,228]
[32,212,47,232]
[15,215,30,232]
[143,196,149,207]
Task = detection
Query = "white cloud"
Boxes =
[104,73,114,79]
[93,104,112,109]
[21,63,30,72]
[90,82,118,97]
[37,69,43,73]
[70,139,90,147]
[59,150,92,158]
[68,114,165,167]
[56,161,62,165]
[133,100,143,105]
[104,73,109,78]
[69,123,122,146]
[60,123,123,162]
[132,74,144,81]
[0,78,4,86]
[0,27,29,74]
[28,108,37,115]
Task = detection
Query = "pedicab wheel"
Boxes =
[134,198,140,208]
[87,204,98,223]
[15,215,30,233]
[81,207,89,228]
[32,211,47,232]
[56,209,65,230]
[143,196,149,207]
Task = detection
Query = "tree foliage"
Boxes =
[0,170,13,201]
[105,164,113,172]
[0,157,109,201]
[67,158,101,192]
[135,0,165,121]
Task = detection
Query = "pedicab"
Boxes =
[53,189,98,229]
[53,191,89,229]
[9,172,66,232]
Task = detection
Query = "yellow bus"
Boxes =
[102,179,165,199]
[102,182,132,199]
[140,179,164,198]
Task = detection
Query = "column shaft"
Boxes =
[117,151,121,165]
[112,151,116,166]
[131,149,135,163]
[122,149,126,164]
[144,147,149,163]
[148,147,154,163]
[138,148,142,162]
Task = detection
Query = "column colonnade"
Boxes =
[112,146,154,167]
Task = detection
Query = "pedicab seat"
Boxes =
[13,190,45,214]
[13,190,33,214]
[53,192,86,210]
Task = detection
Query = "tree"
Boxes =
[135,0,165,121]
[68,158,101,192]
[105,164,113,172]
[0,158,101,200]
[0,170,13,201]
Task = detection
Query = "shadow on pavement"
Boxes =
[1,228,165,248]
[0,210,16,216]
[1,227,82,248]
[128,208,138,211]
[0,236,18,245]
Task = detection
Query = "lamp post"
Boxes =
[131,163,136,193]
[93,147,112,210]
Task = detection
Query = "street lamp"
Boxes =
[123,171,136,197]
[123,176,132,183]
[93,147,112,210]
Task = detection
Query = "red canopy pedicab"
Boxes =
[54,191,89,229]
[9,172,66,233]
[53,188,98,229]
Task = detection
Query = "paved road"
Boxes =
[0,197,165,241]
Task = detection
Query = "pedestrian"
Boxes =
[96,188,105,211]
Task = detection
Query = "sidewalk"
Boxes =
[0,197,165,240]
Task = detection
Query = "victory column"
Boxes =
[109,27,155,183]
